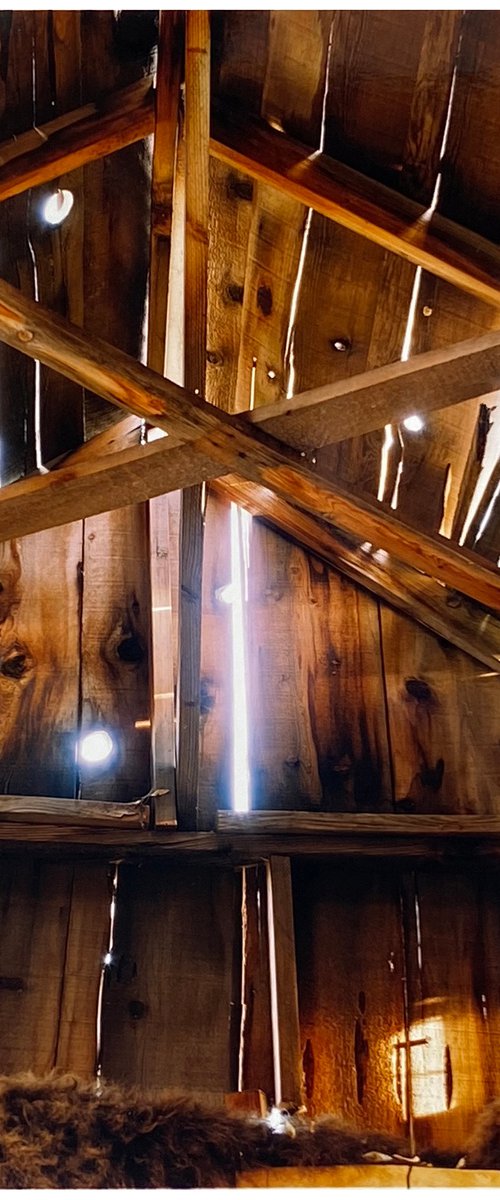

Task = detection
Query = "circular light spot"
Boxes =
[216,583,234,604]
[403,414,424,433]
[267,369,277,380]
[78,729,114,765]
[43,189,74,226]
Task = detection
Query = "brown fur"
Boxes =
[0,1072,406,1188]
[466,1099,500,1170]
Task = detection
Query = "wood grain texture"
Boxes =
[101,863,240,1092]
[237,1165,411,1188]
[440,13,500,241]
[403,866,495,1151]
[206,158,254,413]
[267,857,301,1106]
[0,796,149,826]
[240,864,274,1098]
[0,279,499,610]
[245,521,392,811]
[293,861,406,1133]
[324,12,461,203]
[198,491,232,828]
[381,607,500,815]
[478,868,500,1101]
[0,856,110,1076]
[0,526,81,797]
[211,110,500,311]
[176,11,211,829]
[80,506,152,803]
[214,474,500,672]
[218,812,500,838]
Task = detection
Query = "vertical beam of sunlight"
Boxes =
[230,503,250,812]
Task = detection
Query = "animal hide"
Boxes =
[0,1072,498,1187]
[0,1072,405,1188]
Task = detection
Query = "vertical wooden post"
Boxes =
[147,12,184,825]
[176,10,210,827]
[266,856,302,1107]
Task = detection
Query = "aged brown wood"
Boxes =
[0,526,81,797]
[79,506,152,804]
[147,12,183,825]
[251,328,500,452]
[0,77,155,201]
[0,277,499,609]
[403,867,493,1151]
[213,475,500,672]
[266,857,302,1107]
[240,865,274,1098]
[176,11,211,830]
[381,607,500,815]
[0,796,149,826]
[101,863,240,1091]
[218,812,500,837]
[0,857,110,1075]
[294,861,406,1132]
[244,520,392,811]
[198,492,233,827]
[211,110,500,311]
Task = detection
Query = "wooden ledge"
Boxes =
[218,811,500,837]
[237,1165,500,1188]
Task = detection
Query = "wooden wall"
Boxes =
[198,497,500,823]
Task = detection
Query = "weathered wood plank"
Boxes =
[213,474,500,673]
[80,506,152,803]
[381,607,500,815]
[324,12,461,203]
[0,279,499,610]
[245,522,392,811]
[0,526,81,797]
[237,1165,413,1188]
[0,796,149,826]
[240,864,274,1098]
[198,492,232,827]
[101,863,240,1091]
[403,867,492,1151]
[218,812,500,838]
[0,857,110,1075]
[293,861,406,1133]
[266,857,301,1107]
[176,10,211,829]
[211,110,500,311]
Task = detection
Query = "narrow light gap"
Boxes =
[284,207,313,400]
[386,266,423,510]
[475,479,500,545]
[318,17,335,156]
[230,503,251,812]
[459,406,500,547]
[26,227,48,475]
[414,890,423,973]
[249,357,257,412]
[439,464,453,538]
[426,51,461,218]
[377,425,394,504]
[95,864,119,1083]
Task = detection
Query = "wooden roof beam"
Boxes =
[0,277,498,612]
[2,90,500,311]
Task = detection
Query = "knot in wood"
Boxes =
[17,328,34,343]
[257,285,273,317]
[404,676,432,703]
[128,1000,147,1021]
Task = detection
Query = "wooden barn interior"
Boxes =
[0,6,500,1187]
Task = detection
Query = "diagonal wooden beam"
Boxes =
[0,76,155,201]
[3,89,500,311]
[251,330,500,450]
[0,277,498,612]
[211,109,500,311]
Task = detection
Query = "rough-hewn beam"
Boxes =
[0,76,155,201]
[211,110,500,311]
[212,475,500,670]
[218,811,500,837]
[0,278,498,611]
[3,93,500,313]
[252,330,500,450]
[0,796,149,827]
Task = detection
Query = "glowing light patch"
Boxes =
[78,729,114,765]
[403,414,425,433]
[392,1016,450,1120]
[43,189,74,226]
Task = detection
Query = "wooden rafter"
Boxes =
[0,279,498,611]
[3,88,500,310]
